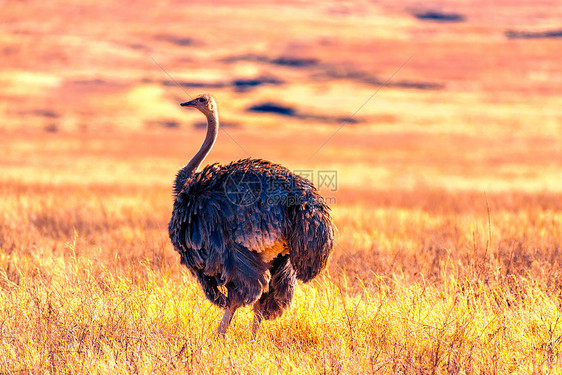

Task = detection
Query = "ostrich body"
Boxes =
[168,94,335,337]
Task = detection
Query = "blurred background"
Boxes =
[1,0,561,193]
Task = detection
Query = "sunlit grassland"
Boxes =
[2,248,561,374]
[1,0,562,372]
[1,130,561,373]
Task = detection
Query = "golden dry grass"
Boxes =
[1,130,561,374]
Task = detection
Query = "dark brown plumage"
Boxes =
[168,94,335,337]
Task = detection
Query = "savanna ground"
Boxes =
[1,1,562,374]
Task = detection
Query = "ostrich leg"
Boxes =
[217,306,236,335]
[251,311,263,339]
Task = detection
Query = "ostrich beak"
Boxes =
[180,99,197,107]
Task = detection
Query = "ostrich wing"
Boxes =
[169,163,287,301]
[170,159,333,289]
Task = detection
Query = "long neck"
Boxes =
[174,110,218,194]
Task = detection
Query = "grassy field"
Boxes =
[1,0,562,374]
[1,131,561,374]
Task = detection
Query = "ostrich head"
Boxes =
[180,94,216,116]
[174,93,219,189]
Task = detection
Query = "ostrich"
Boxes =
[168,93,335,337]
